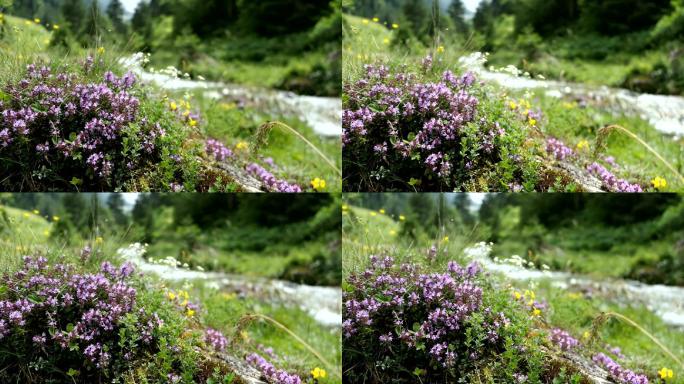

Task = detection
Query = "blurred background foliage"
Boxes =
[344,0,684,95]
[1,0,341,96]
[344,193,684,286]
[0,193,341,286]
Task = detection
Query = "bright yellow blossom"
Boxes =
[362,19,369,24]
[370,211,377,217]
[389,229,397,236]
[436,45,445,53]
[167,291,176,300]
[582,331,590,339]
[372,17,379,22]
[53,24,59,30]
[311,178,326,192]
[34,18,40,23]
[97,47,105,55]
[508,100,517,110]
[399,215,405,221]
[311,367,327,379]
[652,176,667,190]
[528,118,537,127]
[532,308,541,316]
[186,308,195,317]
[23,212,30,218]
[189,118,197,127]
[442,236,449,243]
[33,209,39,214]
[43,230,50,236]
[379,209,385,214]
[658,367,674,380]
[513,291,522,300]
[95,236,104,244]
[576,139,589,150]
[383,38,390,44]
[52,215,60,222]
[170,101,177,111]
[392,23,399,29]
[235,141,248,151]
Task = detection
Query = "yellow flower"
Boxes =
[508,100,517,110]
[43,230,50,236]
[436,45,445,54]
[167,291,176,300]
[235,141,248,151]
[582,331,590,340]
[524,290,535,300]
[53,24,59,30]
[370,211,377,217]
[52,215,60,222]
[372,17,379,22]
[658,367,674,380]
[532,308,541,316]
[33,209,39,214]
[652,176,667,190]
[392,23,399,29]
[528,118,537,127]
[389,229,397,236]
[34,18,40,23]
[383,38,390,45]
[513,291,522,300]
[311,178,326,192]
[95,236,104,244]
[342,204,349,211]
[362,19,369,24]
[178,290,189,300]
[311,367,327,379]
[25,20,32,26]
[442,236,449,243]
[188,118,197,127]
[169,101,177,111]
[183,110,190,117]
[379,209,385,214]
[399,215,405,221]
[576,139,589,150]
[23,212,30,218]
[97,47,105,54]
[186,308,195,317]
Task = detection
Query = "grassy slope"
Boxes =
[0,205,341,383]
[343,14,684,191]
[342,204,684,383]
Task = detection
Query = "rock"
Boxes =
[557,162,603,192]
[211,161,264,192]
[212,352,267,384]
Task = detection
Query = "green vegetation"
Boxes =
[342,5,684,192]
[343,193,684,383]
[0,1,341,192]
[0,193,342,383]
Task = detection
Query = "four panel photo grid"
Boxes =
[0,0,683,383]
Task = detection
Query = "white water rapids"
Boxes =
[121,54,341,137]
[464,242,684,329]
[460,53,684,136]
[117,243,342,328]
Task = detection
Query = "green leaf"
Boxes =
[66,323,74,332]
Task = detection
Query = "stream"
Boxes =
[122,54,341,137]
[117,243,342,328]
[464,242,684,330]
[459,53,684,136]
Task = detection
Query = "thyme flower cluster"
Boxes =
[0,256,164,375]
[0,58,178,189]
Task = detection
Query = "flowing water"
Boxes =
[122,54,341,137]
[117,243,342,328]
[464,242,684,329]
[459,53,684,136]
